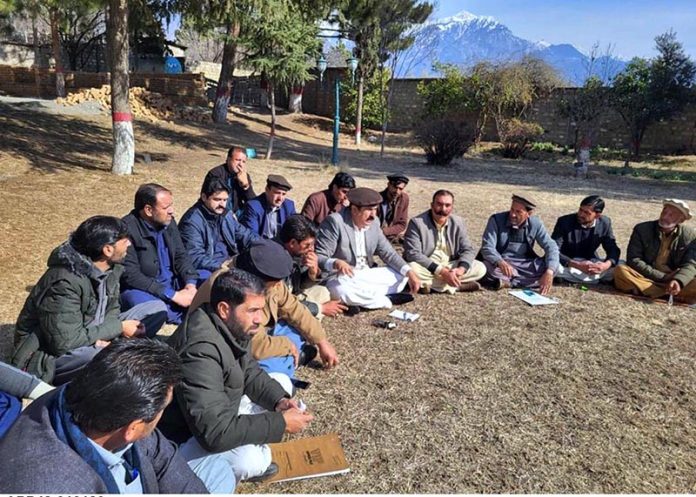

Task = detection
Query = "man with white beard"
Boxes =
[614,199,696,304]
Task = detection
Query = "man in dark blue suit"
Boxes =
[180,177,259,285]
[240,175,296,239]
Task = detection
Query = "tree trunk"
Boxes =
[212,20,239,123]
[380,69,396,157]
[31,13,41,98]
[288,85,303,113]
[355,74,364,148]
[107,0,134,175]
[266,83,276,159]
[50,8,65,98]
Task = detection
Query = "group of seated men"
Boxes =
[0,145,694,494]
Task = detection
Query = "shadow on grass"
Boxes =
[3,99,694,204]
[0,101,112,173]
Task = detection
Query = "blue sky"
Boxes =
[432,0,696,60]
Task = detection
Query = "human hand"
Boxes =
[172,286,197,308]
[275,397,300,412]
[570,259,593,274]
[289,342,300,367]
[666,279,682,296]
[95,339,111,348]
[538,269,554,296]
[121,320,145,338]
[322,300,348,317]
[316,339,339,369]
[497,259,515,278]
[334,260,354,277]
[440,267,460,287]
[282,408,314,433]
[303,251,320,279]
[407,270,421,294]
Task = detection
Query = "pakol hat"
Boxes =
[348,187,382,207]
[266,174,292,191]
[663,198,692,221]
[235,240,293,281]
[387,174,410,185]
[511,193,537,210]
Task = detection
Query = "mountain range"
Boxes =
[397,11,627,85]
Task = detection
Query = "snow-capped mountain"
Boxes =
[399,11,626,85]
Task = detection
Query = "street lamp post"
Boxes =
[317,54,358,166]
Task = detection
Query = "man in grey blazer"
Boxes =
[315,187,421,309]
[404,189,486,293]
[480,194,559,295]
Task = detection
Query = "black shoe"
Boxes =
[345,305,361,316]
[298,344,318,367]
[387,292,414,306]
[245,462,279,483]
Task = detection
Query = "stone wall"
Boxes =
[0,65,207,104]
[302,72,696,153]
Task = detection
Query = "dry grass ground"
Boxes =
[1,99,695,493]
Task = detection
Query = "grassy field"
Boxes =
[1,99,695,493]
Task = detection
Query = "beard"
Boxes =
[658,220,678,230]
[224,317,258,345]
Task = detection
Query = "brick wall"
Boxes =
[302,72,696,154]
[0,65,207,105]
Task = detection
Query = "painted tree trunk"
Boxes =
[50,9,65,98]
[108,0,133,175]
[354,75,364,148]
[32,14,41,98]
[288,85,303,113]
[212,20,239,124]
[266,83,276,160]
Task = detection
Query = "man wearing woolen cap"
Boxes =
[479,193,559,295]
[240,174,296,239]
[315,187,421,309]
[614,198,696,303]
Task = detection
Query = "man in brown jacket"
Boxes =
[378,174,410,243]
[192,240,339,377]
[301,172,355,226]
[614,199,696,303]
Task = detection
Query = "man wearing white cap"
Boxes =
[614,199,696,304]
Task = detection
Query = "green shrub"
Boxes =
[530,141,556,153]
[498,119,544,158]
[341,68,389,131]
[415,119,474,165]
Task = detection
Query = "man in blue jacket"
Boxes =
[240,175,296,239]
[180,177,259,285]
[480,194,559,295]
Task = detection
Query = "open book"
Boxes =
[266,433,350,483]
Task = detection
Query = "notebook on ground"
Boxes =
[266,433,350,483]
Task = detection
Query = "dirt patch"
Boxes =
[1,103,695,493]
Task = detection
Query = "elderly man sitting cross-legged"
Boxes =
[614,199,696,304]
[480,194,559,295]
[315,187,421,310]
[404,189,486,293]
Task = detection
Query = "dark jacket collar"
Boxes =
[48,241,95,278]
